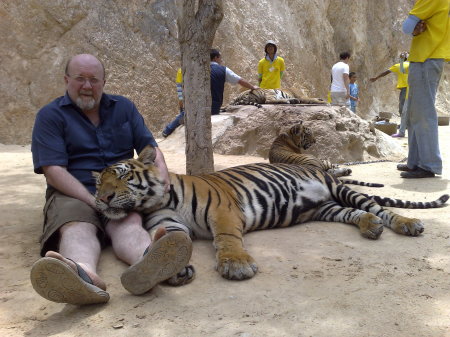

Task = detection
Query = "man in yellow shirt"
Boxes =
[162,68,184,137]
[370,52,410,137]
[398,0,449,179]
[258,40,285,89]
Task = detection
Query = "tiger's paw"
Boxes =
[329,167,352,177]
[216,251,258,280]
[164,265,195,286]
[359,213,384,240]
[392,217,424,236]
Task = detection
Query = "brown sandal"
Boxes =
[30,257,110,305]
[121,231,192,295]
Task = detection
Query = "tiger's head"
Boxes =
[286,122,316,150]
[93,146,166,219]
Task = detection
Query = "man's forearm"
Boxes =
[370,70,391,81]
[238,79,258,90]
[43,166,96,208]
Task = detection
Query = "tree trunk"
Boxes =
[177,0,223,175]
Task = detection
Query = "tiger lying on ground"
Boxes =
[94,146,448,288]
[269,122,357,181]
[230,88,325,107]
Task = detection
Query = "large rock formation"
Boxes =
[160,104,406,164]
[1,0,448,144]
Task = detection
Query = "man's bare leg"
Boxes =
[45,221,106,290]
[108,213,192,295]
[105,212,156,265]
[30,221,109,304]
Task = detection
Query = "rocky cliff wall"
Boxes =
[1,0,448,144]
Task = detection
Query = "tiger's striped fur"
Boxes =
[230,88,324,108]
[94,146,448,282]
[268,122,367,183]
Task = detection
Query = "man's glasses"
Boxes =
[67,74,102,85]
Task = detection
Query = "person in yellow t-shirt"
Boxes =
[370,52,410,137]
[162,68,184,137]
[397,0,450,179]
[258,40,285,89]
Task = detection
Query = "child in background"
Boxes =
[348,72,359,113]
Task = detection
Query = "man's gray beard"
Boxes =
[75,96,96,111]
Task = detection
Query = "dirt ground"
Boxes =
[1,126,450,337]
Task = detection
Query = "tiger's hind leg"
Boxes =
[320,160,352,177]
[373,209,424,236]
[312,201,384,239]
[334,185,425,236]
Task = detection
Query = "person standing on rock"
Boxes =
[397,0,449,179]
[30,53,192,305]
[258,40,285,89]
[330,51,351,105]
[370,52,410,138]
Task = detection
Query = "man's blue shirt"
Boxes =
[32,93,157,193]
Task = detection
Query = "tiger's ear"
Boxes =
[137,145,157,165]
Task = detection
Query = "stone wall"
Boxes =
[1,0,448,144]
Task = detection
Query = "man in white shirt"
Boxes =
[330,52,351,105]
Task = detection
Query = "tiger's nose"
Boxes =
[100,192,115,204]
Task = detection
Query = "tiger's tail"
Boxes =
[364,193,449,209]
[339,179,384,187]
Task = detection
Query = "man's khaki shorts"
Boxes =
[40,188,109,256]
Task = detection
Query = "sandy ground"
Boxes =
[1,126,450,337]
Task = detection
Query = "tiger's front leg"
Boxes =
[212,212,258,280]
